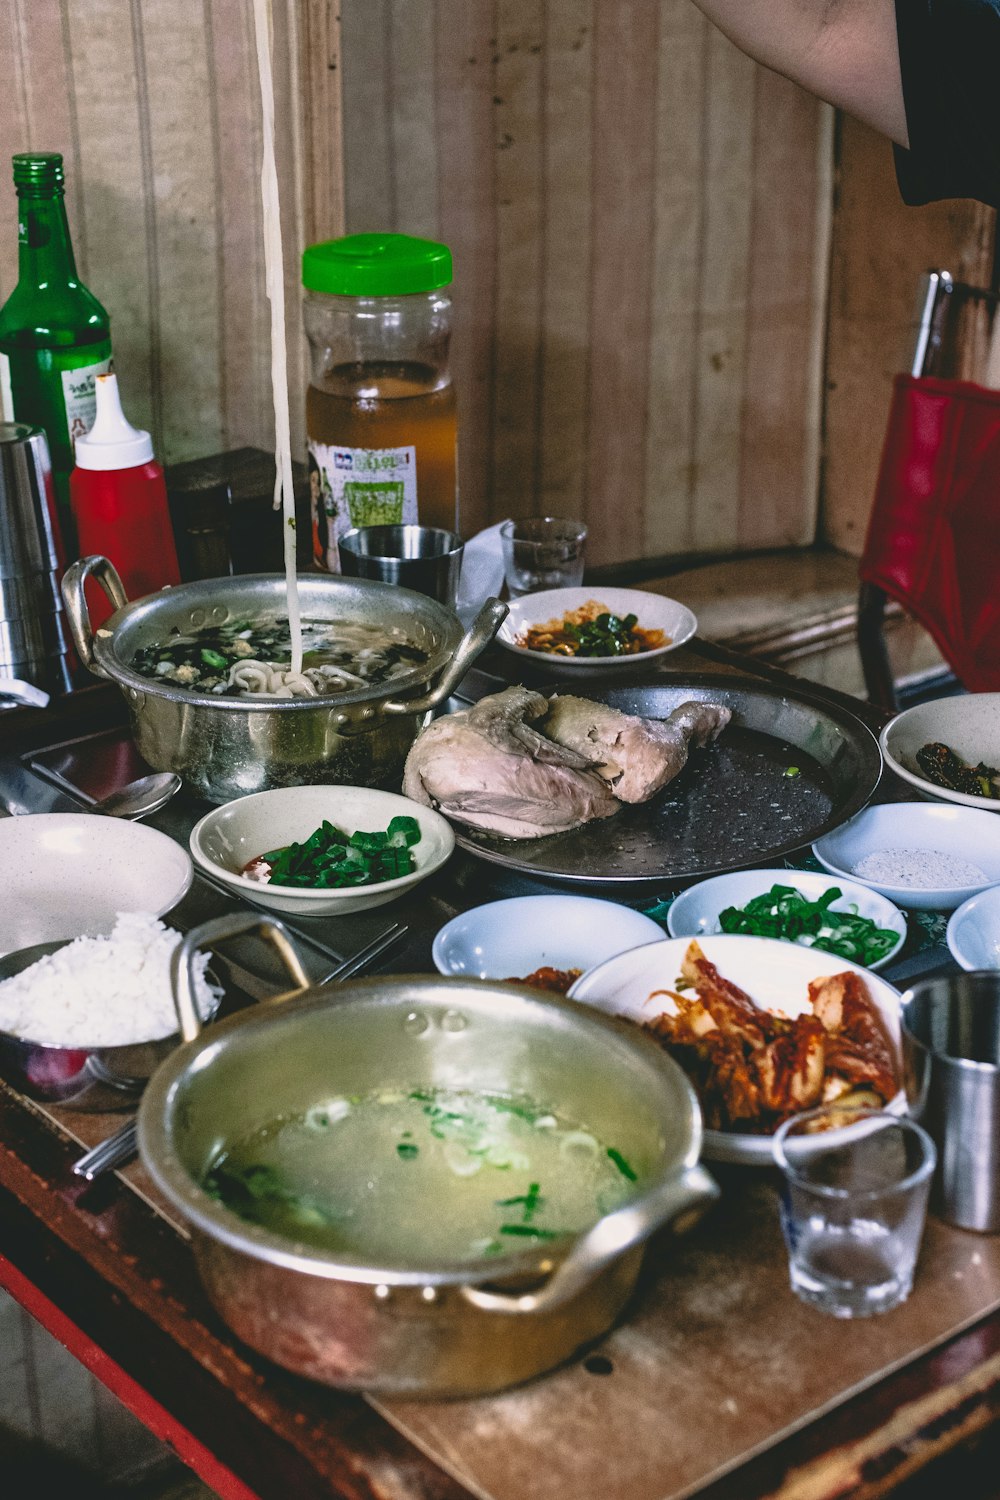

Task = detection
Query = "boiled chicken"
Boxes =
[403,684,732,840]
[402,686,621,839]
[541,694,731,802]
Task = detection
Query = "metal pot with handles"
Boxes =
[61,556,506,803]
[138,915,719,1398]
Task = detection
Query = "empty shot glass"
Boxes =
[773,1106,935,1319]
[499,516,587,597]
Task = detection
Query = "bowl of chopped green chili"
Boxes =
[666,867,906,971]
[189,784,455,914]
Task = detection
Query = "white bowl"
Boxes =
[189,785,455,916]
[497,586,697,671]
[431,895,665,982]
[666,867,906,971]
[881,695,1000,811]
[0,814,192,957]
[947,885,1000,970]
[568,933,904,1166]
[812,803,1000,912]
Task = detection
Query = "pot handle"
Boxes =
[381,598,509,717]
[61,555,129,678]
[459,1163,719,1317]
[172,913,312,1043]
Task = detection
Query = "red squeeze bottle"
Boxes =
[69,371,180,627]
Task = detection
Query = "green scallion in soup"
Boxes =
[202,1087,641,1262]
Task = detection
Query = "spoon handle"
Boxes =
[72,1119,138,1181]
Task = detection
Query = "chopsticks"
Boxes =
[71,921,409,1182]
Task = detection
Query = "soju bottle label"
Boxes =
[308,439,418,571]
[0,342,111,461]
[62,355,113,450]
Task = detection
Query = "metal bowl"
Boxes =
[138,914,718,1397]
[0,938,222,1111]
[61,557,506,803]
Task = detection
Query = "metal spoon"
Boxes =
[90,771,182,820]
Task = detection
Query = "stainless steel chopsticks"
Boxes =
[71,921,410,1182]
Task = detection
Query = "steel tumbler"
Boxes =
[0,422,71,694]
[338,525,463,609]
[901,971,1000,1232]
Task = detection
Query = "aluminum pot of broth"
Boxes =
[62,556,506,802]
[137,914,719,1398]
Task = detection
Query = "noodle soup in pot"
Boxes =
[63,568,504,802]
[130,616,430,698]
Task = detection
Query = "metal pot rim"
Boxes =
[138,975,704,1288]
[92,572,463,712]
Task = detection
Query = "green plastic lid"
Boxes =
[302,233,452,297]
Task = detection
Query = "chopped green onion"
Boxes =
[499,1224,562,1239]
[784,766,801,778]
[717,883,899,965]
[255,816,422,890]
[607,1148,638,1182]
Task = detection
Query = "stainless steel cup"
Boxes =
[338,525,463,608]
[901,971,1000,1232]
[0,422,71,693]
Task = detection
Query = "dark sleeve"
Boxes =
[893,0,1000,209]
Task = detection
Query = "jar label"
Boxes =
[308,439,418,571]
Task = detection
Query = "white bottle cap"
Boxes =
[74,371,155,470]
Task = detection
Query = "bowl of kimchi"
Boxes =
[568,933,904,1165]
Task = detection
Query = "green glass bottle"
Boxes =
[0,152,113,550]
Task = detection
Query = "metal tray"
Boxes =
[454,676,882,889]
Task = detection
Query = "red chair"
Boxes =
[858,271,1000,708]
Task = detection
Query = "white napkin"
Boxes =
[456,520,507,624]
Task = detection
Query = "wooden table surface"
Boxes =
[3,637,1000,1500]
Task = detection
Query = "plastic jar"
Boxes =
[302,233,458,572]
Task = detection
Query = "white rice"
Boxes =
[0,912,222,1047]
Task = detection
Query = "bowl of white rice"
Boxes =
[0,913,222,1108]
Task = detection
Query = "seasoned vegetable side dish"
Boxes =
[718,884,899,965]
[636,940,898,1134]
[915,740,1000,799]
[202,1086,640,1260]
[131,616,428,698]
[506,966,583,994]
[516,599,668,658]
[241,816,422,889]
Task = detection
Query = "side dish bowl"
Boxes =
[497,586,697,671]
[0,813,192,957]
[568,933,905,1166]
[189,784,455,916]
[812,802,1000,911]
[947,885,1000,970]
[666,867,906,971]
[431,895,665,983]
[881,695,1000,811]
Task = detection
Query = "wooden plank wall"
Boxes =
[0,0,835,568]
[0,0,331,465]
[822,116,995,556]
[338,0,832,563]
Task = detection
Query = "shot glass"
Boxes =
[499,517,587,597]
[773,1106,935,1319]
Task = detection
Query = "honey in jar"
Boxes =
[302,234,458,571]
